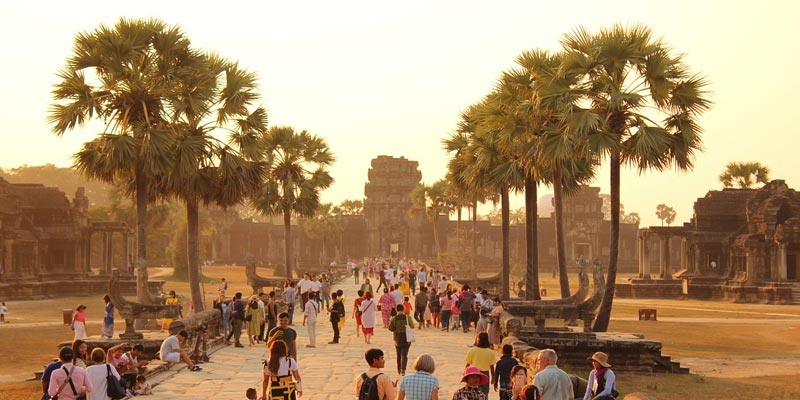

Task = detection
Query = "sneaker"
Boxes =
[328,341,339,344]
[235,343,245,348]
[190,365,203,371]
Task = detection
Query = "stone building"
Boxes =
[0,177,135,298]
[213,157,640,275]
[627,180,798,303]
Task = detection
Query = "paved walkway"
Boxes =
[148,279,479,399]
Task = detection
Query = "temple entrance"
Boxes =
[574,243,591,260]
[788,254,798,281]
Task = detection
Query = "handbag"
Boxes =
[106,365,127,399]
[404,315,416,343]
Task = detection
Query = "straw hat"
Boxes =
[461,366,489,385]
[587,352,611,368]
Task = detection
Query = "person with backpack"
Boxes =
[261,340,302,400]
[47,346,93,400]
[355,348,396,400]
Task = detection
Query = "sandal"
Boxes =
[190,365,203,371]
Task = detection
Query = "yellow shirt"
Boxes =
[465,347,496,371]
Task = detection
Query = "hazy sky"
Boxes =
[2,1,798,227]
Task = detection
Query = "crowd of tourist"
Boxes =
[41,256,620,400]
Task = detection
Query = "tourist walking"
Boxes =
[487,297,505,347]
[161,290,182,332]
[439,291,452,331]
[493,345,519,400]
[452,366,488,400]
[459,286,476,333]
[398,354,439,400]
[360,278,374,296]
[388,304,415,375]
[378,287,395,328]
[71,304,88,340]
[102,294,114,339]
[465,332,496,397]
[267,313,299,360]
[355,348,397,400]
[267,291,278,336]
[302,292,320,348]
[281,282,297,325]
[47,347,92,400]
[354,290,366,337]
[320,275,332,309]
[86,347,120,400]
[583,352,617,400]
[227,292,246,348]
[414,287,428,330]
[260,340,303,400]
[214,294,232,342]
[328,292,345,344]
[532,349,573,400]
[0,301,6,322]
[359,291,377,344]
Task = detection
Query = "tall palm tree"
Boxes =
[518,49,599,299]
[160,55,267,312]
[251,127,335,279]
[410,180,454,265]
[561,24,711,331]
[719,161,770,188]
[49,18,196,303]
[467,98,527,300]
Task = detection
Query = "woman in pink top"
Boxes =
[49,347,92,400]
[72,304,87,340]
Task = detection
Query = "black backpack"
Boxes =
[358,372,382,400]
[106,365,127,399]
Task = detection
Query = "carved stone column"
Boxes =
[4,239,13,277]
[643,233,651,278]
[659,234,671,279]
[779,243,787,280]
[680,238,687,271]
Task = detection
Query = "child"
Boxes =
[0,302,6,323]
[245,387,258,400]
[133,375,152,395]
[402,297,412,316]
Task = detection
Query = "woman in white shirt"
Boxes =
[303,292,320,348]
[86,348,121,400]
[261,340,303,400]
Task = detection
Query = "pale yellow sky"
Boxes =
[2,1,798,227]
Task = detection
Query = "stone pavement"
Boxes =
[147,278,484,399]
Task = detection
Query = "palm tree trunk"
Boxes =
[553,165,571,298]
[457,207,462,256]
[525,175,541,300]
[501,185,511,300]
[593,152,620,332]
[135,160,150,304]
[284,208,293,279]
[472,200,478,270]
[432,216,441,265]
[186,198,204,312]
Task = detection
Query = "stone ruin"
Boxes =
[621,180,799,303]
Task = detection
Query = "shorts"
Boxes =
[162,352,180,363]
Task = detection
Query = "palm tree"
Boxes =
[561,24,711,331]
[251,127,335,279]
[517,49,599,299]
[655,204,677,226]
[719,161,770,188]
[160,55,267,312]
[304,203,344,264]
[410,180,453,265]
[49,18,196,303]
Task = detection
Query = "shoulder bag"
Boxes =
[404,315,416,343]
[106,364,127,399]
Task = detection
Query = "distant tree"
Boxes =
[622,212,641,225]
[719,161,770,188]
[655,204,677,226]
[333,199,363,216]
[303,203,343,264]
[410,180,454,264]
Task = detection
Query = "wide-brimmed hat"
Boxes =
[461,366,489,385]
[587,352,611,368]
